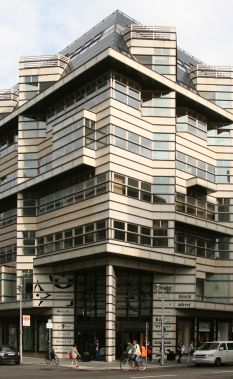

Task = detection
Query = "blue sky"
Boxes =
[1,0,233,88]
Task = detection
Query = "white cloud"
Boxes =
[0,0,233,88]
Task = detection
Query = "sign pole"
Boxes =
[18,284,23,364]
[46,319,53,357]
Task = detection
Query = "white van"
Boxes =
[192,341,233,366]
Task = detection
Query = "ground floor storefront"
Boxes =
[0,259,232,360]
[177,314,233,353]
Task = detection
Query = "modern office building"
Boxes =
[1,10,233,361]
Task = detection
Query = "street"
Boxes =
[1,365,233,379]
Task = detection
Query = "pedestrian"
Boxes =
[71,344,81,367]
[95,339,101,361]
[145,340,152,361]
[176,341,183,363]
[187,341,194,366]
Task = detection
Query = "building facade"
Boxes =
[0,10,233,361]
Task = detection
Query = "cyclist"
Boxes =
[132,339,141,366]
[126,340,133,355]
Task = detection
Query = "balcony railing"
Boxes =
[175,193,215,221]
[123,25,176,41]
[188,64,233,80]
[196,295,230,304]
[20,54,70,70]
[0,89,18,102]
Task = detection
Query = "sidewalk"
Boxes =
[22,356,189,370]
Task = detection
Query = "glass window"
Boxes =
[115,127,126,138]
[153,151,170,160]
[96,229,106,241]
[127,224,138,233]
[114,221,125,230]
[114,230,125,241]
[141,191,151,202]
[128,142,139,154]
[141,137,151,148]
[115,82,126,93]
[55,232,63,241]
[129,88,140,99]
[128,132,139,143]
[114,137,126,149]
[115,91,127,103]
[127,187,139,199]
[65,230,72,238]
[141,181,151,192]
[128,178,138,188]
[153,238,168,247]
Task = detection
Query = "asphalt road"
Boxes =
[1,365,233,379]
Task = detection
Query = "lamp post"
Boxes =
[18,283,23,364]
[155,284,172,366]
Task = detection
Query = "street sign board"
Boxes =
[23,315,30,327]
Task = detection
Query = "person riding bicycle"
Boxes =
[132,339,141,366]
[126,340,133,355]
[50,348,55,359]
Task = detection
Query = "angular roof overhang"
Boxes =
[1,48,232,130]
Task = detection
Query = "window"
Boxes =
[116,268,152,321]
[227,343,233,350]
[24,75,38,83]
[76,268,106,321]
[37,220,108,255]
[113,77,140,109]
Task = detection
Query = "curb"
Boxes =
[21,361,189,371]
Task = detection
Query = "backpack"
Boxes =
[141,345,147,358]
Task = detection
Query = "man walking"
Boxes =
[95,339,100,361]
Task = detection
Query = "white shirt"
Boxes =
[133,344,141,356]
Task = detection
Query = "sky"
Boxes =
[1,0,233,88]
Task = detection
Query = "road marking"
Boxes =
[130,376,178,379]
[212,371,233,374]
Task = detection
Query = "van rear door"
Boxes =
[226,342,233,363]
[219,343,228,363]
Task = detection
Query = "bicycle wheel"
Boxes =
[138,357,147,371]
[120,357,130,371]
[53,355,59,366]
[45,353,51,365]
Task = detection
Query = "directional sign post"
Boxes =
[46,319,53,354]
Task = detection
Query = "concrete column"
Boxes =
[105,265,116,362]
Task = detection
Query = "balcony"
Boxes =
[175,193,215,221]
[0,89,18,101]
[188,64,233,80]
[0,89,18,115]
[122,24,176,42]
[19,54,70,70]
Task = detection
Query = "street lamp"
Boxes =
[155,284,172,366]
[17,283,23,364]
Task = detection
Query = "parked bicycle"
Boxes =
[45,349,59,366]
[120,354,147,371]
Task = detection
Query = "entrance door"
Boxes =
[218,322,230,340]
[177,319,192,353]
[38,322,48,352]
[76,324,105,358]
